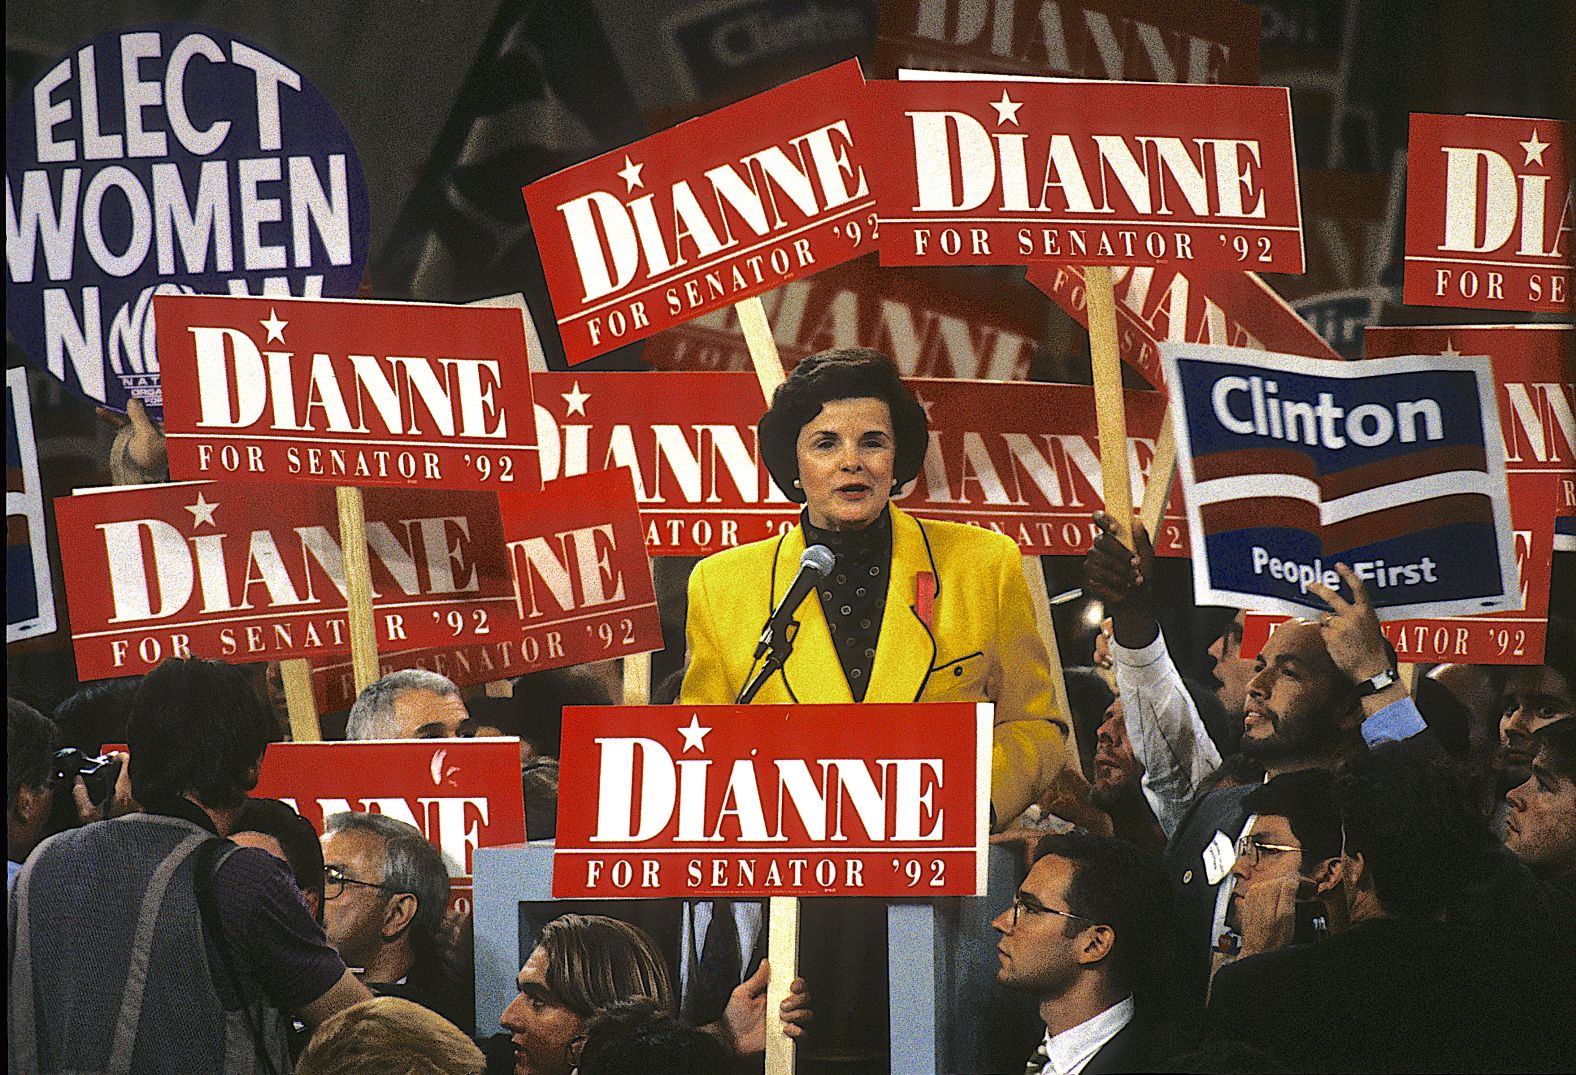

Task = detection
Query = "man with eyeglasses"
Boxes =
[319,810,472,1033]
[1221,769,1345,964]
[991,831,1171,1075]
[1204,742,1574,1072]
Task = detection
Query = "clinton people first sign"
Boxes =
[5,25,370,417]
[1162,343,1519,621]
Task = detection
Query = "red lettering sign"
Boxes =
[642,255,1042,381]
[156,294,538,490]
[867,76,1303,270]
[1296,322,1574,664]
[529,372,1185,556]
[902,377,1187,554]
[554,702,989,898]
[310,641,542,715]
[55,481,521,679]
[1403,114,1571,313]
[523,60,876,364]
[251,739,526,912]
[1028,263,1338,387]
[501,468,663,668]
[874,0,1260,84]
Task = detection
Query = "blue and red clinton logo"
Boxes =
[1162,343,1519,621]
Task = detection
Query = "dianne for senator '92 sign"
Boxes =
[5,25,370,418]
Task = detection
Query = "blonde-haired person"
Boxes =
[296,996,484,1075]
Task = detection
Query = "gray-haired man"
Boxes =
[320,810,470,1031]
[346,668,469,740]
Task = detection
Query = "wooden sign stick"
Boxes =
[735,294,795,1075]
[1020,556,1080,766]
[1139,406,1177,541]
[1084,267,1134,542]
[336,486,381,695]
[280,658,322,742]
[623,652,651,705]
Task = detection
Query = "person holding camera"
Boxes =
[9,660,370,1074]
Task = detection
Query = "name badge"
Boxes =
[1203,830,1237,886]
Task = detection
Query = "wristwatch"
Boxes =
[1354,668,1400,696]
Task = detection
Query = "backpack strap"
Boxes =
[195,838,282,1075]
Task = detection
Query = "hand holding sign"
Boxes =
[1084,511,1159,650]
[1306,565,1402,707]
[720,960,812,1055]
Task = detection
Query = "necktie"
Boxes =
[1024,1038,1052,1075]
[684,899,741,1026]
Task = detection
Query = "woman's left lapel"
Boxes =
[865,509,939,703]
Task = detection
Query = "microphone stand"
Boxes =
[736,617,799,704]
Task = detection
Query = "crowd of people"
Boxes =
[7,349,1575,1074]
[10,538,1571,1073]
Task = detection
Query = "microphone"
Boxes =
[753,544,836,660]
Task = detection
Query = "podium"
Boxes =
[472,841,1038,1073]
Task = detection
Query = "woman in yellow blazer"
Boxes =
[680,348,1070,827]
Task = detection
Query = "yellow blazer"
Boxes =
[679,507,1070,825]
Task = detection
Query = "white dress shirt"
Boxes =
[1028,995,1135,1075]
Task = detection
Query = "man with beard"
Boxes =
[1089,698,1170,855]
[1089,526,1428,1041]
[1084,514,1249,839]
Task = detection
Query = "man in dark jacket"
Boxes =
[1205,742,1575,1072]
[9,658,370,1073]
[992,831,1171,1075]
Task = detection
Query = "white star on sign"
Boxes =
[915,393,936,421]
[617,155,645,192]
[261,308,287,343]
[679,714,712,753]
[184,493,219,528]
[561,381,590,416]
[1438,337,1462,357]
[1520,129,1549,166]
[990,91,1022,126]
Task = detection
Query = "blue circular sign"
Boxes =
[5,24,370,418]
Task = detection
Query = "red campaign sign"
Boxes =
[156,294,538,491]
[529,372,1186,557]
[1366,325,1575,520]
[901,377,1188,555]
[500,468,664,669]
[1027,263,1339,388]
[310,641,539,715]
[532,371,792,556]
[1239,324,1571,664]
[553,703,990,898]
[1403,115,1570,314]
[523,60,877,364]
[641,255,1043,381]
[866,77,1303,271]
[55,481,522,680]
[873,0,1260,84]
[250,739,526,913]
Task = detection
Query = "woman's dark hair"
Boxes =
[758,348,929,503]
[237,797,327,912]
[126,658,272,811]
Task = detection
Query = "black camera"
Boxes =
[47,748,123,833]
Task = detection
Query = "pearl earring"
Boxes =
[793,479,802,488]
